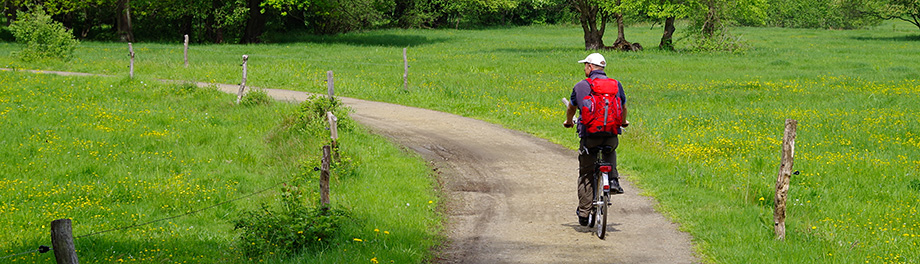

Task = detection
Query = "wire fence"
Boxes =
[4,37,351,262]
[75,43,406,67]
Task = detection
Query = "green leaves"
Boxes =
[8,8,79,61]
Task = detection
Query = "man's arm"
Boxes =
[619,82,628,126]
[563,103,577,128]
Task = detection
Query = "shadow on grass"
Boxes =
[491,47,574,53]
[267,32,451,47]
[850,34,920,41]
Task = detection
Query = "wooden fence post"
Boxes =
[327,112,338,146]
[51,219,79,264]
[183,35,189,68]
[128,43,135,78]
[326,71,334,100]
[774,119,798,240]
[320,145,332,207]
[403,47,409,91]
[237,55,248,104]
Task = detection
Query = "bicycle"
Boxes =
[563,98,626,239]
[586,145,614,239]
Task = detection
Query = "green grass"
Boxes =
[0,72,441,263]
[1,20,918,262]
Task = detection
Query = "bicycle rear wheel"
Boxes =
[594,174,608,239]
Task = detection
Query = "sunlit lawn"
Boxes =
[1,19,918,262]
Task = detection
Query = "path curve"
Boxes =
[258,87,697,263]
[6,69,697,263]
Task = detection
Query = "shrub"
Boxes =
[233,159,351,257]
[8,8,79,61]
[241,88,273,107]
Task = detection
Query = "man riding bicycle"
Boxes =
[563,53,627,227]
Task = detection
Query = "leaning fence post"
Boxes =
[403,47,409,91]
[320,145,332,208]
[237,55,248,104]
[326,71,334,101]
[128,43,135,78]
[51,219,79,264]
[773,119,798,241]
[183,34,189,68]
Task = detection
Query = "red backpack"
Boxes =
[580,78,624,137]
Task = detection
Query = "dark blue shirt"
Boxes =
[570,70,627,137]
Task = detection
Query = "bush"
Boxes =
[234,199,349,257]
[234,163,350,257]
[8,8,79,61]
[241,88,273,107]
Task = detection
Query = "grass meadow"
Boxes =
[0,72,441,263]
[1,20,919,262]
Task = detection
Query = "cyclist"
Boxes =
[563,53,627,226]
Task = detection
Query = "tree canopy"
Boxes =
[0,0,913,45]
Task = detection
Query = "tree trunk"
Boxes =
[609,0,640,51]
[574,0,605,50]
[116,0,135,42]
[659,16,676,50]
[3,2,18,26]
[701,0,720,38]
[241,0,265,43]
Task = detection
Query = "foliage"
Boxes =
[242,88,274,107]
[683,28,749,52]
[130,0,251,43]
[290,95,353,135]
[234,182,349,257]
[303,0,394,34]
[681,0,765,52]
[765,0,883,29]
[7,8,78,61]
[871,0,920,30]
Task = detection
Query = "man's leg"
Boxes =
[604,136,624,194]
[577,138,602,223]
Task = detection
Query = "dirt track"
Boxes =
[258,87,697,263]
[7,69,698,263]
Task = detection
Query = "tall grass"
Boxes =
[1,20,918,262]
[0,72,441,263]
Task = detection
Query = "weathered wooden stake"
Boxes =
[237,55,248,104]
[327,111,338,146]
[320,145,332,207]
[51,219,79,264]
[774,119,798,241]
[183,34,189,68]
[326,71,334,100]
[403,47,409,91]
[128,43,135,78]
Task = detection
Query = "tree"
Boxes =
[572,0,642,51]
[869,0,920,30]
[683,0,766,51]
[643,0,691,50]
[241,0,266,43]
[116,0,134,42]
[571,0,609,50]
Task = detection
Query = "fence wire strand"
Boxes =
[75,181,284,239]
[0,249,40,260]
